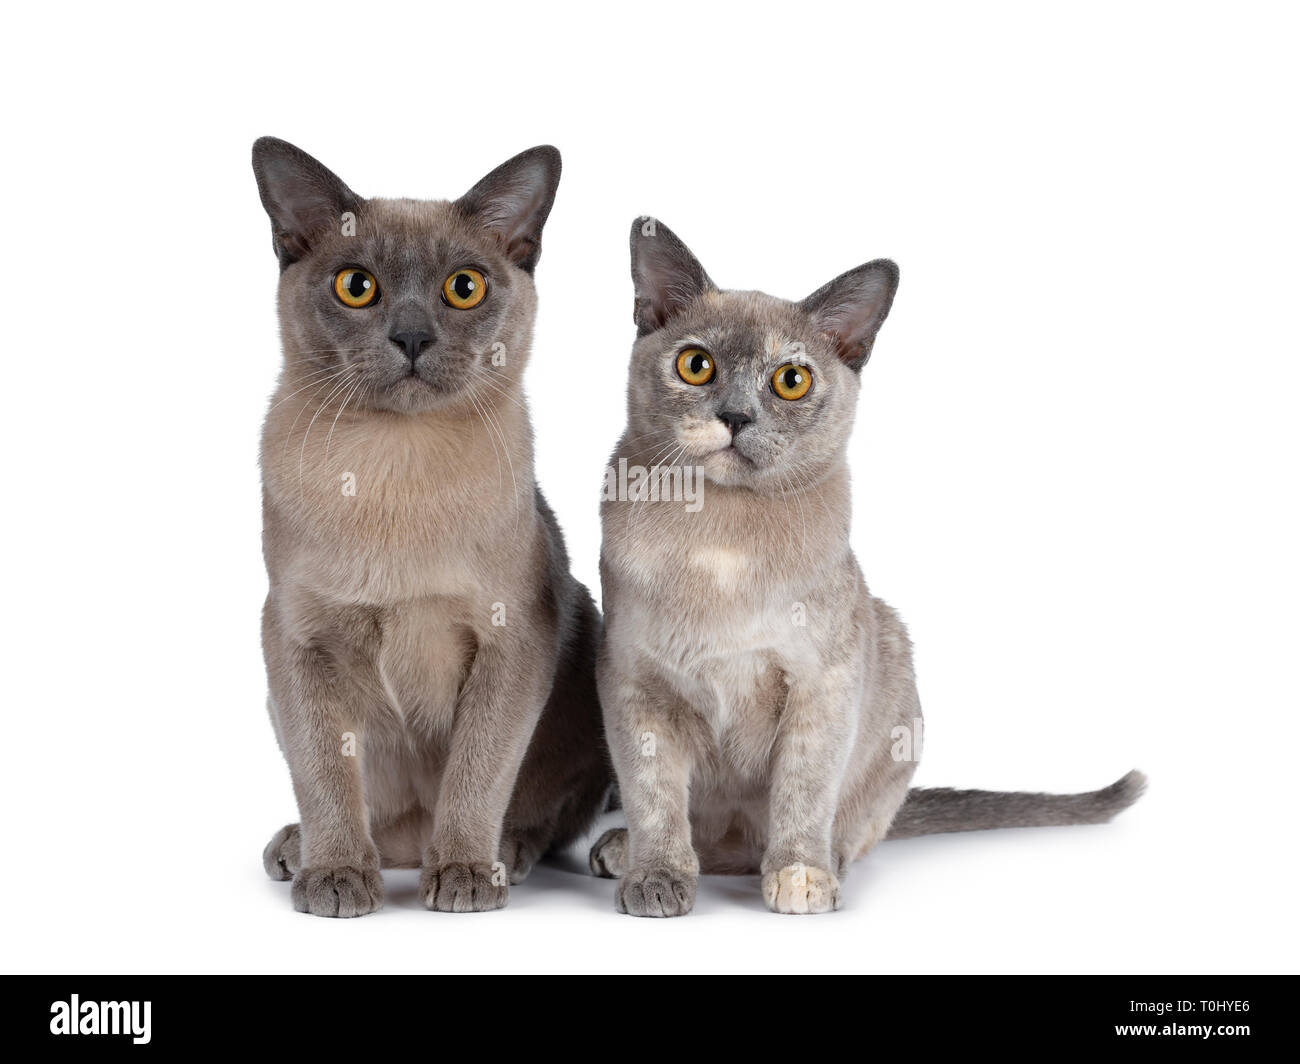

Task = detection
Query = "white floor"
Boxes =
[16,785,1289,975]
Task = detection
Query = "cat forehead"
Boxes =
[678,291,821,358]
[699,290,807,333]
[340,197,495,260]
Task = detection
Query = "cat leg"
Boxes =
[421,633,550,912]
[601,672,699,917]
[501,588,611,886]
[761,674,856,914]
[497,827,548,885]
[265,629,385,919]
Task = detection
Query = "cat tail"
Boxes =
[884,770,1146,840]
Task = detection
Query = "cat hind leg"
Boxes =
[262,823,301,881]
[588,827,629,878]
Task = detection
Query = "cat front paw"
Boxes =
[421,861,509,912]
[761,863,841,914]
[291,864,384,918]
[616,866,696,917]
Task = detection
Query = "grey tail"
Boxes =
[885,770,1147,840]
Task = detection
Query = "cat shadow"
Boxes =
[261,825,1032,917]
[375,868,424,911]
[373,844,614,913]
[539,834,768,914]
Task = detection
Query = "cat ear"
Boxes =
[251,137,361,269]
[454,146,561,274]
[629,219,717,336]
[800,259,900,371]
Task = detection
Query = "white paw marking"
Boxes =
[762,863,841,915]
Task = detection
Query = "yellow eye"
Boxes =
[333,267,379,308]
[676,348,715,385]
[772,363,812,400]
[443,268,487,309]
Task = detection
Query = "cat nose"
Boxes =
[389,330,434,362]
[718,410,753,435]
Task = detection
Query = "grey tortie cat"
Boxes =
[252,137,610,917]
[589,220,1145,916]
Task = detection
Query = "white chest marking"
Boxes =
[691,546,751,592]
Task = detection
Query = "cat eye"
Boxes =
[442,268,488,309]
[676,348,715,386]
[333,267,380,308]
[772,363,813,400]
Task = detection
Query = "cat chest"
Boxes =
[691,650,788,728]
[629,590,804,708]
[371,601,475,733]
[628,597,823,775]
[267,418,525,599]
[672,649,789,789]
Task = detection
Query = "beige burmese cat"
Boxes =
[253,138,609,917]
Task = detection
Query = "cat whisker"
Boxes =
[469,389,521,535]
[280,368,356,454]
[465,389,508,512]
[471,369,529,414]
[621,438,688,542]
[267,365,357,415]
[296,370,358,500]
[778,467,810,566]
[324,377,364,460]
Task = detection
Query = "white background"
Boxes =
[2,2,1296,974]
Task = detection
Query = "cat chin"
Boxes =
[698,446,763,487]
[367,375,455,414]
